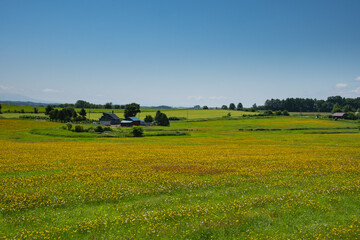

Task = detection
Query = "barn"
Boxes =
[332,112,346,119]
[99,113,121,125]
[121,117,146,127]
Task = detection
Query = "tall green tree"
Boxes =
[75,100,91,108]
[229,103,236,110]
[332,103,342,113]
[221,105,228,110]
[155,110,162,122]
[104,102,113,109]
[342,104,353,113]
[236,103,243,111]
[156,112,170,126]
[0,104,2,113]
[124,103,141,118]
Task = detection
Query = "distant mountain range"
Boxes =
[0,93,176,108]
[0,93,43,102]
[0,93,59,106]
[0,100,56,106]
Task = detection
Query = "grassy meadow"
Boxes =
[0,104,256,121]
[0,112,360,239]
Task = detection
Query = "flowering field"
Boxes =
[0,118,360,239]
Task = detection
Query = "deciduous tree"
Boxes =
[124,103,141,118]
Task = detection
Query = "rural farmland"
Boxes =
[0,110,360,239]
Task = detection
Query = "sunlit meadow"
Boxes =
[0,116,359,239]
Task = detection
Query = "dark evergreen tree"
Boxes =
[144,115,154,123]
[45,105,54,115]
[155,111,170,126]
[236,103,243,111]
[79,108,87,118]
[155,110,162,122]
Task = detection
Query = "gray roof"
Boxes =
[332,112,346,117]
[103,112,120,120]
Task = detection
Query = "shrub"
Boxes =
[74,125,84,132]
[95,126,104,133]
[131,126,144,137]
[19,115,49,120]
[168,117,180,121]
[264,110,274,116]
[282,110,290,116]
[75,116,85,122]
[345,112,357,120]
[66,123,72,131]
[144,115,154,123]
[276,110,282,116]
[103,126,112,131]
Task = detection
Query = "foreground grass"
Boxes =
[0,117,359,239]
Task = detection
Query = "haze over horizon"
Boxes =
[1,0,360,107]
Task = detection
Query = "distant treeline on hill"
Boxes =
[0,101,54,107]
[57,100,173,109]
[263,96,360,112]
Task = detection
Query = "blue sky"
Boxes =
[0,0,360,107]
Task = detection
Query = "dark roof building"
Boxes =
[99,113,121,125]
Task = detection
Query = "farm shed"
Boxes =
[121,117,146,127]
[99,113,121,125]
[332,112,346,119]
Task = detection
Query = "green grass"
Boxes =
[0,106,255,120]
[0,116,360,239]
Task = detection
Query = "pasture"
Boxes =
[0,104,256,121]
[0,115,360,239]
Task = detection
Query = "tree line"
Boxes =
[57,100,126,110]
[263,96,360,113]
[45,106,87,122]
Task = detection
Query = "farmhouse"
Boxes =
[99,113,121,125]
[332,112,346,119]
[121,117,146,127]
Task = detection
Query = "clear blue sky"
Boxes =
[1,0,360,107]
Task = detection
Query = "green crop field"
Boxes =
[0,114,360,239]
[0,105,256,121]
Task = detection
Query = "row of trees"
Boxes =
[45,106,87,122]
[202,103,245,111]
[264,96,360,113]
[57,100,126,110]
